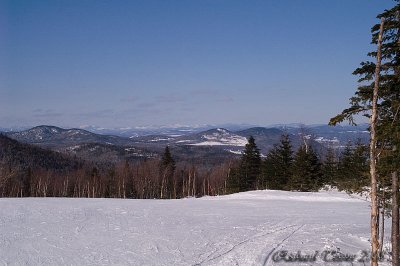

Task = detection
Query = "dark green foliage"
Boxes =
[329,3,400,183]
[159,146,176,198]
[225,165,241,194]
[289,146,322,192]
[227,136,261,192]
[335,141,369,193]
[0,134,82,171]
[336,142,356,187]
[321,147,338,185]
[23,167,32,197]
[104,166,115,198]
[238,136,261,191]
[304,141,370,193]
[161,146,175,169]
[123,160,135,198]
[263,134,293,190]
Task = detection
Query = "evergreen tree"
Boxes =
[225,165,241,194]
[329,5,400,263]
[321,146,338,186]
[161,146,175,168]
[238,136,261,191]
[335,142,355,189]
[90,167,99,198]
[105,166,116,198]
[160,146,175,198]
[263,133,294,190]
[23,167,32,197]
[335,141,369,193]
[124,160,135,198]
[350,140,370,192]
[289,145,322,192]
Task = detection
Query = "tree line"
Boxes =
[0,133,369,199]
[225,134,369,194]
[0,134,234,198]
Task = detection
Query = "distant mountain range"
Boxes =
[6,125,133,147]
[2,124,369,164]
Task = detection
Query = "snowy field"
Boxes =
[0,190,388,265]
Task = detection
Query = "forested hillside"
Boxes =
[0,134,82,171]
[0,132,369,198]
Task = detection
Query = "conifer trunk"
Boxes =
[380,189,385,256]
[193,171,196,197]
[188,171,191,197]
[370,18,385,266]
[392,170,399,266]
[392,10,400,266]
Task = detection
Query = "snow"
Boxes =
[89,146,99,152]
[314,137,340,144]
[0,190,388,265]
[66,145,81,151]
[227,149,243,155]
[149,138,172,142]
[191,141,242,146]
[190,140,247,146]
[176,140,192,143]
[190,131,248,146]
[68,130,82,136]
[346,131,369,134]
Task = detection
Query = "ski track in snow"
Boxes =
[262,224,304,266]
[196,221,297,265]
[0,190,388,265]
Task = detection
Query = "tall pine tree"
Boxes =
[329,3,400,263]
[238,136,261,191]
[321,146,338,186]
[159,146,176,199]
[333,141,369,193]
[289,145,322,192]
[263,133,294,190]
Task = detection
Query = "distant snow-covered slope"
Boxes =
[176,128,248,147]
[5,125,371,163]
[0,190,384,265]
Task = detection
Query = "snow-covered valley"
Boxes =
[0,190,386,265]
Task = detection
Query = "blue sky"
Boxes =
[0,0,395,128]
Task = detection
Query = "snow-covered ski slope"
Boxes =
[0,190,386,265]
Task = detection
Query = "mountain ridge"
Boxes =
[3,124,370,164]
